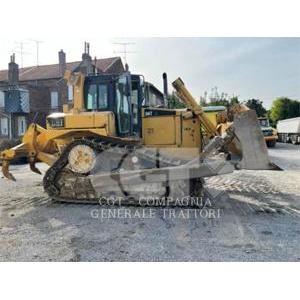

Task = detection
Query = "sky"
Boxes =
[0,37,299,109]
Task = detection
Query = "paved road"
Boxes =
[268,142,300,170]
[0,143,300,261]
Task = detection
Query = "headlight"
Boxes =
[47,117,64,128]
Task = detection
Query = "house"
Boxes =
[0,43,124,141]
[144,82,165,107]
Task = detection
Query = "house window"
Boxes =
[0,91,5,108]
[0,117,8,136]
[68,85,73,101]
[51,91,59,109]
[17,116,27,136]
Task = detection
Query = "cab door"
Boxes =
[115,74,132,137]
[130,75,144,137]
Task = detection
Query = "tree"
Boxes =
[167,93,186,109]
[202,86,240,108]
[269,97,300,123]
[230,96,240,106]
[266,110,275,127]
[244,99,267,117]
[209,99,230,107]
[209,96,239,108]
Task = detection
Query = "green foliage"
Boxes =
[168,93,240,110]
[167,94,186,109]
[208,99,230,107]
[269,97,300,124]
[266,110,276,127]
[200,86,240,108]
[230,96,240,106]
[244,99,267,117]
[207,97,240,108]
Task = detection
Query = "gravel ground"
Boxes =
[0,142,300,261]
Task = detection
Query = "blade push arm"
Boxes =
[172,78,219,138]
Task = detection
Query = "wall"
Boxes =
[19,78,68,127]
[0,57,124,139]
[0,77,68,137]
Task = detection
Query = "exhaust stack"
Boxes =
[162,72,168,107]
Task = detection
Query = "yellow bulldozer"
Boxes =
[0,70,277,204]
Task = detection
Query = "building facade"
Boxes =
[0,43,124,141]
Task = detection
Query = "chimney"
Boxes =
[58,49,66,77]
[82,42,93,74]
[8,54,19,86]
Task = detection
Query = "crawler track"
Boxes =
[43,137,204,205]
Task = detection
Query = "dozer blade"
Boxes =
[232,110,281,170]
[1,160,16,181]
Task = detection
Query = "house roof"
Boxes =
[145,82,164,98]
[0,57,123,82]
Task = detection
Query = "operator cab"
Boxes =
[47,72,167,138]
[84,72,165,137]
[258,117,270,128]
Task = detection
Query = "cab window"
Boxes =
[86,83,108,110]
[116,78,130,134]
[259,119,269,127]
[87,84,97,110]
[98,84,108,109]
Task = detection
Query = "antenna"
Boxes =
[113,42,136,64]
[13,41,31,68]
[28,39,44,66]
